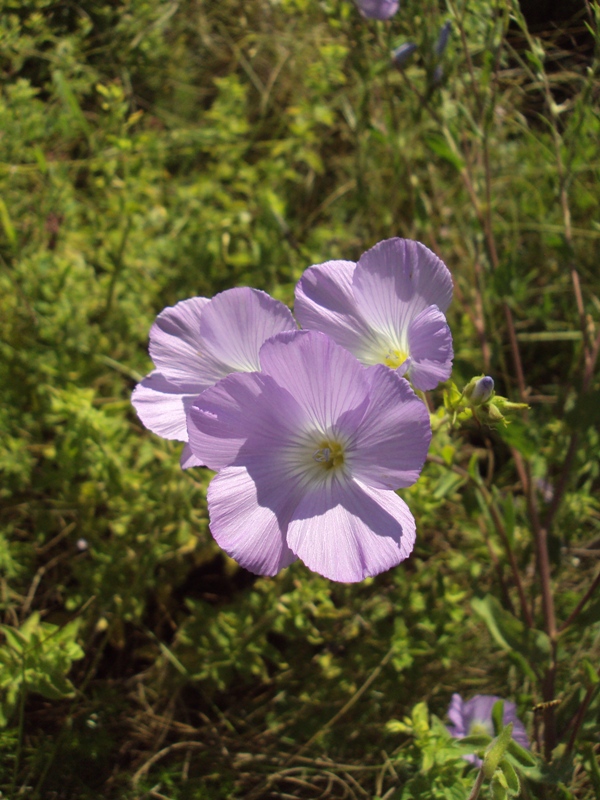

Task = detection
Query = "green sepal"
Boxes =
[500,758,521,796]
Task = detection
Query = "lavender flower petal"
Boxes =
[406,304,454,390]
[208,466,298,575]
[148,297,211,385]
[287,478,415,582]
[258,330,370,433]
[132,373,201,441]
[447,693,466,734]
[353,239,453,328]
[355,0,399,20]
[180,443,204,469]
[352,365,431,489]
[199,287,296,375]
[294,260,380,360]
[188,371,302,472]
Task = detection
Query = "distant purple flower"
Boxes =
[432,64,444,85]
[132,288,296,468]
[447,694,530,764]
[355,0,399,20]
[187,330,431,582]
[392,42,417,68]
[294,238,453,391]
[536,478,554,504]
[435,21,452,57]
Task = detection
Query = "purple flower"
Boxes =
[355,0,399,20]
[132,287,296,468]
[187,330,431,581]
[294,238,453,391]
[447,694,530,764]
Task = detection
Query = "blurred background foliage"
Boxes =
[0,0,599,797]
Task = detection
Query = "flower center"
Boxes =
[383,348,408,369]
[468,720,494,737]
[312,440,345,471]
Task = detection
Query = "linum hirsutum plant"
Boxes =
[294,238,454,391]
[186,330,431,582]
[132,287,296,468]
[133,237,455,582]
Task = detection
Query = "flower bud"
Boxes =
[471,376,494,404]
[392,42,418,68]
[435,21,452,57]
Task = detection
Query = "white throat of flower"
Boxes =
[360,330,410,370]
[285,431,351,487]
[468,720,494,737]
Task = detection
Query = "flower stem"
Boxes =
[467,768,485,800]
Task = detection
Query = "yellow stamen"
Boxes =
[383,349,408,369]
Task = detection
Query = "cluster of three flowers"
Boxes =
[132,238,453,583]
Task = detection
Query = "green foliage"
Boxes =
[0,613,83,726]
[0,0,599,796]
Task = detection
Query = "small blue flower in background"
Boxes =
[392,42,417,68]
[431,22,451,85]
[536,478,554,503]
[435,21,452,57]
[355,0,399,21]
[471,376,495,404]
[447,694,530,765]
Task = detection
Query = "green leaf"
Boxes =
[0,626,28,653]
[582,658,600,687]
[495,418,536,458]
[490,772,509,800]
[424,133,464,171]
[506,738,537,767]
[500,758,521,796]
[584,743,600,799]
[53,70,92,137]
[565,390,600,430]
[0,196,17,247]
[471,594,550,667]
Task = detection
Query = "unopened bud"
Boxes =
[392,42,418,68]
[435,21,452,57]
[471,376,494,404]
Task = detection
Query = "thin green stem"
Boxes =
[467,768,485,800]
